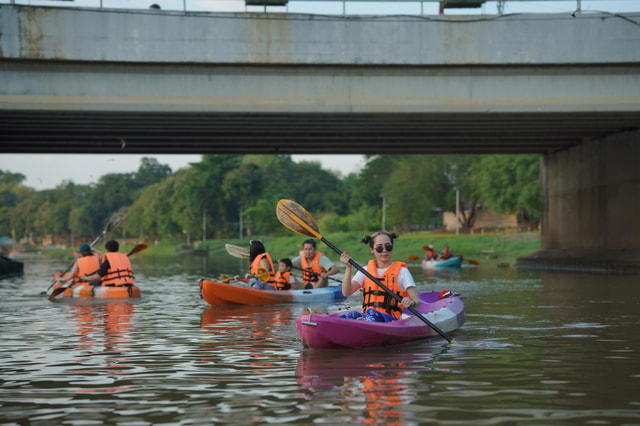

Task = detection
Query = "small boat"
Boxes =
[47,280,141,299]
[295,290,465,349]
[0,254,24,280]
[199,279,347,306]
[421,256,463,269]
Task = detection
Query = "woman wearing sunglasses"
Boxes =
[339,231,420,322]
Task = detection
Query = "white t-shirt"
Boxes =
[351,264,416,292]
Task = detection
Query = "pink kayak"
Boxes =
[295,290,465,349]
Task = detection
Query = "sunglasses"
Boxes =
[374,243,394,253]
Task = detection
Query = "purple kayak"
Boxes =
[295,290,465,349]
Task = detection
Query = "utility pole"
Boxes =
[455,188,460,235]
[381,194,386,230]
[239,205,243,240]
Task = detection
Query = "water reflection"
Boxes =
[200,304,293,347]
[71,301,135,354]
[296,343,448,425]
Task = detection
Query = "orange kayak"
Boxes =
[199,279,346,306]
[47,281,141,299]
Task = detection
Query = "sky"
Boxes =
[0,154,367,191]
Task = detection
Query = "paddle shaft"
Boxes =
[290,265,342,283]
[320,236,454,343]
[43,224,115,294]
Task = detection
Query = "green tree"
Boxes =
[0,171,32,236]
[187,155,243,238]
[134,157,173,188]
[86,173,136,235]
[476,154,541,218]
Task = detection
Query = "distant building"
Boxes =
[443,207,538,233]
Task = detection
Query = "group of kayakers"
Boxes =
[235,238,340,291]
[56,230,447,325]
[424,244,455,261]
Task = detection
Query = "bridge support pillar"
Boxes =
[519,129,640,273]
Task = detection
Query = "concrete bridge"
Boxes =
[1,5,639,271]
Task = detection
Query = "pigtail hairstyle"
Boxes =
[361,230,399,248]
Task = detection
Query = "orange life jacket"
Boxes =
[362,260,408,320]
[101,252,135,286]
[274,271,292,291]
[250,252,275,286]
[425,248,438,260]
[72,253,101,285]
[300,250,327,286]
[440,248,453,259]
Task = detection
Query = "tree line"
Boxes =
[0,154,540,247]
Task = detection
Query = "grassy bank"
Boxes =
[143,230,541,264]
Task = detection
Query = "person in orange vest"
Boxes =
[439,245,454,260]
[292,239,340,289]
[81,240,134,287]
[58,243,101,287]
[273,258,301,291]
[424,244,438,261]
[234,240,275,289]
[339,230,420,322]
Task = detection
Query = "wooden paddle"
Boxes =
[126,242,148,257]
[290,265,342,284]
[225,243,250,259]
[48,241,146,301]
[276,199,456,344]
[42,212,126,295]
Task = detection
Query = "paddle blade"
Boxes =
[468,259,480,265]
[105,212,126,233]
[407,255,419,261]
[225,244,250,259]
[276,199,321,239]
[256,268,270,283]
[127,243,148,257]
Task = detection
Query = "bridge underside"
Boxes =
[2,110,639,155]
[1,5,639,272]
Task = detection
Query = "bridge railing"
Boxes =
[2,0,635,15]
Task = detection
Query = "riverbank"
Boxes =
[38,230,541,265]
[146,230,541,265]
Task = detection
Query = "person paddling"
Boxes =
[81,240,135,287]
[339,230,420,322]
[234,240,275,289]
[57,243,101,287]
[292,238,339,289]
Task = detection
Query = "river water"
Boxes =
[1,254,639,425]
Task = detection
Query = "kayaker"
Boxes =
[339,230,420,322]
[424,244,438,260]
[439,245,454,260]
[57,243,101,287]
[274,258,301,290]
[81,239,135,287]
[292,238,340,289]
[234,240,275,289]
